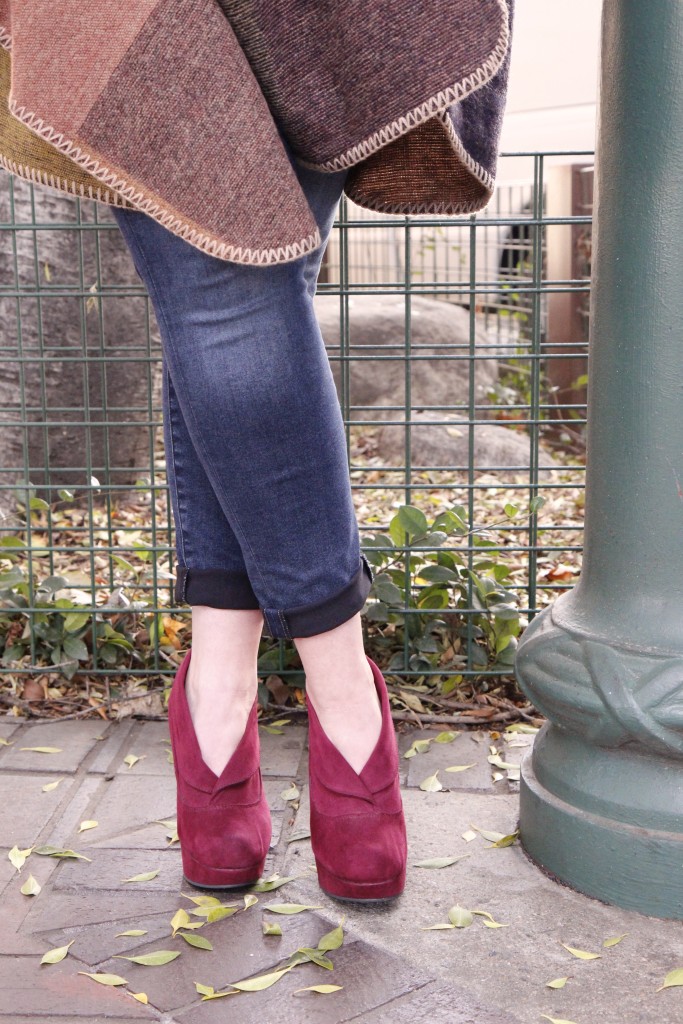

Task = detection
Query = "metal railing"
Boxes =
[0,151,591,692]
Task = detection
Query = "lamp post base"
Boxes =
[519,729,683,920]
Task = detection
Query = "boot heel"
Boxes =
[181,849,266,891]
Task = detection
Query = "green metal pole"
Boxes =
[515,0,683,919]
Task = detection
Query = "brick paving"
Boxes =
[1,716,682,1023]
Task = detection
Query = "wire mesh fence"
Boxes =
[0,151,592,698]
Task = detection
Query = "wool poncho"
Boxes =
[0,0,513,265]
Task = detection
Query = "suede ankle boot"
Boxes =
[167,648,271,889]
[307,655,407,902]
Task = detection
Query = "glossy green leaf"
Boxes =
[546,977,569,989]
[264,903,323,915]
[41,941,74,965]
[294,984,343,994]
[413,855,468,869]
[206,906,239,923]
[8,845,32,871]
[560,943,601,960]
[294,947,334,970]
[403,738,433,759]
[20,874,41,896]
[602,933,628,947]
[317,917,345,952]
[228,966,293,991]
[179,932,212,950]
[122,870,160,883]
[170,909,191,935]
[33,846,91,861]
[656,968,683,991]
[433,730,459,743]
[419,771,443,793]
[448,905,474,927]
[488,831,520,848]
[249,874,295,893]
[262,921,283,936]
[42,778,63,792]
[79,972,128,986]
[116,950,181,966]
[115,930,147,938]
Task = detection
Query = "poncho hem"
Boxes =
[7,98,324,266]
[312,0,508,176]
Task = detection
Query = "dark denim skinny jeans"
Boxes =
[111,151,373,639]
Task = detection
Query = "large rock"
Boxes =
[0,177,161,510]
[376,413,558,470]
[314,294,498,421]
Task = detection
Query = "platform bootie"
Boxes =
[306,655,407,902]
[167,649,271,889]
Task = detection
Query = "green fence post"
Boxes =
[514,0,683,919]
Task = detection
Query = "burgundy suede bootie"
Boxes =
[307,655,407,902]
[167,649,271,889]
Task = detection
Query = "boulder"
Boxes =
[314,294,498,421]
[376,413,558,470]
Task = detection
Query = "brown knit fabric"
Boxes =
[0,0,513,264]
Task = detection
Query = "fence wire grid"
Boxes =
[0,151,592,692]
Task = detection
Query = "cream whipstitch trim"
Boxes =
[438,110,495,192]
[0,25,11,51]
[314,0,510,173]
[344,194,487,217]
[7,99,322,266]
[0,154,127,205]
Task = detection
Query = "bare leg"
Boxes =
[294,612,382,775]
[185,606,263,776]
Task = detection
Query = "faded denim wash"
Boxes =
[111,140,373,639]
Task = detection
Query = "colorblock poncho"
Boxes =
[0,0,513,265]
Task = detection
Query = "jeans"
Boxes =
[110,142,373,640]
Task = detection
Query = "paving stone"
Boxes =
[258,724,307,778]
[24,888,182,935]
[0,955,155,1018]
[78,775,177,845]
[356,978,521,1024]
[9,1018,148,1023]
[113,721,174,776]
[173,934,431,1024]
[1,721,107,773]
[404,728,499,792]
[87,720,135,774]
[0,719,21,746]
[53,847,183,892]
[0,773,71,846]
[88,821,180,851]
[42,774,104,848]
[40,909,186,967]
[0,860,56,954]
[97,909,354,1013]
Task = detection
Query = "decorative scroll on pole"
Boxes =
[515,0,683,919]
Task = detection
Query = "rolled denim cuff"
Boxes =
[261,553,374,640]
[174,564,261,609]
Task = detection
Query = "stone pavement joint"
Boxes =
[1,718,682,1022]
